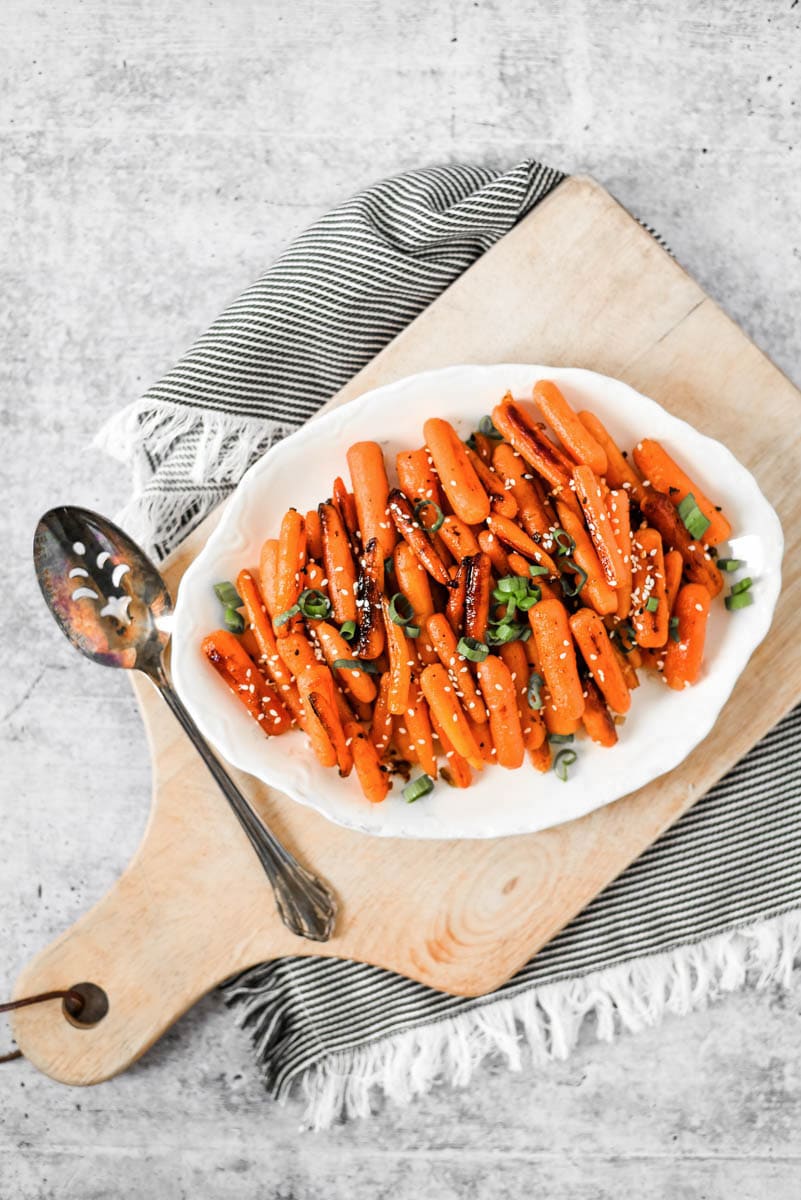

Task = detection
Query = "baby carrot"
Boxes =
[492,397,576,500]
[528,740,552,773]
[319,500,359,623]
[446,559,468,634]
[307,675,354,778]
[641,493,723,597]
[426,613,488,724]
[315,620,377,704]
[259,537,280,619]
[631,528,669,649]
[569,608,631,713]
[275,509,307,624]
[573,465,624,587]
[332,476,359,548]
[464,552,492,643]
[664,549,683,614]
[396,446,444,506]
[486,512,559,576]
[633,439,732,546]
[468,715,495,763]
[492,442,555,540]
[387,488,452,586]
[543,704,581,738]
[429,706,472,788]
[663,583,711,690]
[577,411,646,504]
[528,598,585,723]
[355,536,385,661]
[471,430,496,465]
[500,641,546,752]
[533,380,608,476]
[554,502,618,616]
[347,440,397,559]
[464,444,517,519]
[369,671,394,755]
[236,569,304,725]
[202,629,292,735]
[476,656,525,769]
[305,509,323,561]
[581,677,618,747]
[393,542,438,665]
[345,720,390,803]
[439,515,481,561]
[295,665,340,770]
[404,680,438,779]
[606,488,633,619]
[382,596,413,716]
[420,664,484,770]
[478,529,511,576]
[423,417,490,525]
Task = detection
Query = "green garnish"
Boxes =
[339,620,357,642]
[613,622,637,654]
[478,416,502,439]
[403,774,435,803]
[405,624,421,638]
[297,588,332,620]
[560,559,588,598]
[214,581,243,608]
[495,575,528,595]
[645,596,660,613]
[529,565,549,578]
[486,622,526,646]
[527,672,545,711]
[517,590,541,611]
[669,616,681,642]
[731,576,753,595]
[414,499,445,533]
[223,607,245,634]
[554,749,578,782]
[332,658,380,673]
[677,493,711,541]
[457,636,489,662]
[548,733,575,745]
[718,558,745,572]
[389,592,415,626]
[725,592,754,611]
[552,528,576,556]
[274,603,300,627]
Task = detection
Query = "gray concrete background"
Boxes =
[1,1,800,1196]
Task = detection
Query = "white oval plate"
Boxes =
[172,365,783,840]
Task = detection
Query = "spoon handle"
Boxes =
[151,670,337,943]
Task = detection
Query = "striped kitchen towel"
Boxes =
[97,159,801,1128]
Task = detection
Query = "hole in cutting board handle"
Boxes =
[63,982,109,1028]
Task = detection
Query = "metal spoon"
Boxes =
[33,505,337,942]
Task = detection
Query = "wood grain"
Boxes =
[12,176,800,1087]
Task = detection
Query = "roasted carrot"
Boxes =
[528,740,553,773]
[236,569,304,725]
[633,439,732,546]
[319,500,359,623]
[569,608,631,713]
[347,440,397,558]
[387,488,452,586]
[664,549,684,614]
[259,537,280,619]
[446,558,468,634]
[396,447,443,506]
[606,488,633,619]
[303,559,327,596]
[354,536,385,661]
[429,706,472,788]
[577,410,646,503]
[543,703,581,738]
[305,509,323,561]
[314,620,377,704]
[476,656,524,769]
[419,664,484,770]
[295,665,338,769]
[423,417,490,525]
[426,612,488,724]
[370,671,394,755]
[486,512,559,576]
[528,598,585,723]
[345,720,390,803]
[631,527,669,648]
[467,715,495,763]
[492,441,555,539]
[492,396,576,500]
[533,380,607,476]
[581,677,618,747]
[464,444,517,518]
[306,675,353,778]
[332,476,360,549]
[404,680,438,778]
[202,629,293,734]
[663,583,711,690]
[382,596,412,716]
[393,542,438,665]
[439,515,481,561]
[500,641,546,752]
[478,529,510,576]
[554,502,618,616]
[641,492,723,597]
[471,430,496,465]
[573,465,624,587]
[611,637,641,692]
[463,552,492,643]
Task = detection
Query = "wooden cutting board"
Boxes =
[13,177,801,1087]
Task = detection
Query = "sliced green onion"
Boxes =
[389,592,415,626]
[677,493,711,541]
[560,559,588,598]
[414,499,445,533]
[223,607,245,634]
[496,575,529,595]
[332,658,380,673]
[519,627,532,642]
[645,596,660,613]
[725,591,754,611]
[339,620,357,642]
[613,622,637,654]
[517,589,541,611]
[405,624,421,638]
[384,556,395,577]
[274,603,300,627]
[552,528,576,557]
[669,616,681,642]
[731,576,753,596]
[403,774,435,804]
[527,671,545,711]
[529,564,549,578]
[554,748,577,782]
[717,558,745,572]
[478,415,502,439]
[214,580,243,608]
[297,588,332,619]
[457,636,489,662]
[486,622,526,646]
[548,733,575,745]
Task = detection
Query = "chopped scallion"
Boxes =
[717,558,745,572]
[297,588,332,619]
[223,607,245,634]
[725,591,754,611]
[274,603,300,627]
[403,774,435,804]
[548,733,575,745]
[214,581,243,608]
[339,620,357,642]
[560,559,588,598]
[645,596,660,613]
[529,564,549,577]
[677,493,711,541]
[669,616,681,642]
[554,749,578,782]
[496,575,528,595]
[414,499,445,532]
[731,576,753,596]
[332,658,380,673]
[457,636,489,662]
[389,592,415,626]
[527,671,545,711]
[552,528,576,556]
[478,415,502,439]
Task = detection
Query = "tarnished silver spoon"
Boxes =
[33,505,337,942]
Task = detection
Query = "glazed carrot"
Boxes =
[464,444,517,518]
[641,493,723,597]
[463,552,492,643]
[543,704,581,738]
[581,677,618,747]
[528,740,552,773]
[486,512,559,576]
[275,509,307,632]
[259,537,280,619]
[492,397,576,499]
[382,596,412,716]
[554,502,618,616]
[423,417,490,525]
[633,438,731,546]
[355,536,385,661]
[478,529,510,576]
[295,665,338,769]
[439,515,481,561]
[467,715,494,763]
[664,549,684,614]
[471,430,496,465]
[426,613,488,724]
[500,641,546,752]
[305,509,323,561]
[476,656,524,769]
[663,584,711,690]
[419,664,484,770]
[396,447,443,506]
[393,542,438,665]
[446,558,468,634]
[315,620,377,704]
[404,680,438,778]
[345,720,390,803]
[202,630,293,735]
[370,671,394,755]
[387,488,452,586]
[306,672,353,778]
[318,500,359,623]
[505,552,562,602]
[569,608,631,713]
[528,598,585,723]
[492,442,554,539]
[573,465,624,587]
[332,476,359,548]
[239,627,262,662]
[347,440,397,558]
[631,527,669,648]
[236,569,304,725]
[611,637,640,692]
[533,380,607,476]
[606,489,633,619]
[578,411,646,504]
[429,706,472,788]
[303,559,327,596]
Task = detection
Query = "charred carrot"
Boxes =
[236,569,304,725]
[486,512,559,576]
[295,665,338,769]
[606,488,633,619]
[345,720,390,803]
[463,552,492,643]
[347,440,397,559]
[396,447,444,506]
[478,529,510,576]
[439,515,481,561]
[332,476,359,549]
[446,558,468,634]
[528,598,585,723]
[387,488,452,586]
[554,502,618,616]
[429,706,472,788]
[355,536,385,661]
[569,608,631,713]
[492,396,576,499]
[533,380,607,475]
[305,509,323,561]
[492,441,555,540]
[315,620,377,704]
[426,612,488,724]
[306,675,353,778]
[464,444,517,518]
[476,656,524,769]
[419,664,484,770]
[528,740,552,773]
[319,500,359,623]
[641,493,723,596]
[370,671,394,755]
[423,417,490,525]
[577,410,646,503]
[382,596,412,716]
[581,676,618,747]
[573,465,624,587]
[663,584,711,690]
[631,528,669,649]
[471,430,496,465]
[202,629,293,735]
[633,439,731,546]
